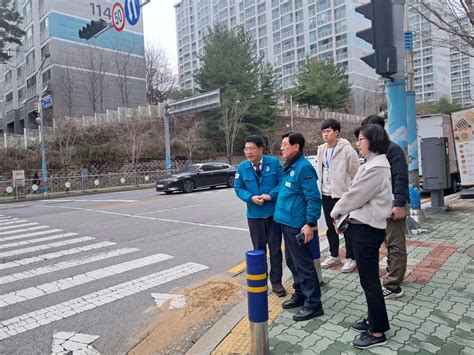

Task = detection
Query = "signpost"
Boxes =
[112,2,125,32]
[41,95,53,109]
[124,0,141,26]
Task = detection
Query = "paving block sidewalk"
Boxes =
[213,197,474,354]
[269,197,474,354]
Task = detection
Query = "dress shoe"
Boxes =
[282,295,305,309]
[293,307,324,321]
[272,284,287,297]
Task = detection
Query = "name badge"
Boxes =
[285,181,292,188]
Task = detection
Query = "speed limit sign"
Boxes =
[112,2,125,32]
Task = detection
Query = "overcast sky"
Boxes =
[143,0,178,71]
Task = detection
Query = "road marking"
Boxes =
[0,253,173,308]
[0,225,48,236]
[0,222,41,231]
[40,205,249,232]
[0,241,116,271]
[0,228,63,243]
[0,216,14,220]
[228,261,247,274]
[421,197,430,203]
[151,293,186,309]
[0,237,94,259]
[0,232,77,250]
[48,199,139,203]
[135,204,201,216]
[0,262,208,340]
[52,332,100,354]
[0,247,139,285]
[0,219,27,226]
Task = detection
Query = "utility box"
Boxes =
[421,137,450,190]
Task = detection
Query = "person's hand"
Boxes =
[251,195,265,205]
[301,224,313,244]
[391,206,406,221]
[333,218,341,235]
[260,194,272,201]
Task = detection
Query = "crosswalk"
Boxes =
[0,214,209,346]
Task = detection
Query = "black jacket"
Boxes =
[386,142,409,207]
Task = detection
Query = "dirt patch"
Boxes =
[128,275,244,355]
[447,196,474,211]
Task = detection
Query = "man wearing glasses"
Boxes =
[274,132,324,321]
[234,135,286,297]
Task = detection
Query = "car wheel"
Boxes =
[227,175,235,187]
[164,191,173,195]
[182,179,195,193]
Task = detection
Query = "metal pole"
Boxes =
[246,250,269,355]
[290,95,294,130]
[37,54,50,196]
[163,100,172,173]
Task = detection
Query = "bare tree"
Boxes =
[171,113,205,161]
[55,66,75,117]
[79,44,108,113]
[111,39,134,107]
[144,43,177,104]
[411,1,473,57]
[52,116,83,175]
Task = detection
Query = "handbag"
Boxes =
[335,214,350,233]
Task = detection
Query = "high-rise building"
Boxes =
[0,0,147,134]
[174,0,383,115]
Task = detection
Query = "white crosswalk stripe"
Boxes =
[0,232,78,250]
[0,225,47,236]
[0,241,117,271]
[0,262,208,340]
[0,247,140,285]
[0,219,26,226]
[0,222,40,231]
[0,229,65,244]
[0,237,94,258]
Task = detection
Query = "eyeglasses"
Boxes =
[281,143,291,148]
[357,137,367,142]
[243,147,258,152]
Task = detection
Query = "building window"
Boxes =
[40,17,49,42]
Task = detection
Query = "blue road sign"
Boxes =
[41,95,53,109]
[124,0,141,26]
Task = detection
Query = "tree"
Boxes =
[50,116,83,175]
[79,44,108,113]
[416,97,462,115]
[195,25,277,163]
[0,0,25,62]
[113,42,133,107]
[292,58,351,111]
[55,66,76,117]
[410,1,473,57]
[144,43,177,104]
[170,113,205,161]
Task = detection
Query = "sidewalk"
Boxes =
[211,196,474,354]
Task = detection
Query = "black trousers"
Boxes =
[346,223,390,333]
[281,224,322,311]
[247,217,283,285]
[322,194,354,259]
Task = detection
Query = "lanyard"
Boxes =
[324,143,337,169]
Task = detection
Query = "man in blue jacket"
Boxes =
[234,135,286,297]
[274,132,324,321]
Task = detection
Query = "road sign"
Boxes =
[124,0,141,26]
[12,170,26,188]
[112,2,125,32]
[41,95,53,109]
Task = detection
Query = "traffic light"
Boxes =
[356,0,397,77]
[78,19,108,40]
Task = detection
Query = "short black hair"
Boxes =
[244,135,264,148]
[354,124,390,154]
[282,131,305,152]
[321,118,341,132]
[361,115,385,128]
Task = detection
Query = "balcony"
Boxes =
[27,85,37,99]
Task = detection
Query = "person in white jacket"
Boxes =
[331,124,392,350]
[316,119,360,272]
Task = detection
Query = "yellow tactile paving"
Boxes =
[212,279,293,354]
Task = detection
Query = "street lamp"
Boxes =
[289,88,310,130]
[36,53,50,196]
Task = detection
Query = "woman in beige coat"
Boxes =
[331,124,392,349]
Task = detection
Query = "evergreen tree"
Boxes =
[0,0,25,62]
[292,58,351,111]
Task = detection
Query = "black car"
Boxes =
[156,163,236,194]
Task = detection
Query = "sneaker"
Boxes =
[342,258,357,273]
[353,331,387,349]
[351,318,370,333]
[321,256,341,269]
[382,286,404,299]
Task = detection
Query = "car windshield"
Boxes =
[179,165,200,173]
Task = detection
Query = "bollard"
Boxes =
[309,228,324,285]
[246,250,269,355]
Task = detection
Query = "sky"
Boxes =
[142,0,179,71]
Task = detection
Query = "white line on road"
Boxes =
[135,204,201,216]
[0,216,14,221]
[0,237,94,259]
[0,241,117,271]
[0,247,140,285]
[0,225,48,236]
[40,205,249,232]
[47,199,139,203]
[0,219,26,226]
[0,222,40,231]
[0,228,63,243]
[0,232,77,250]
[0,262,208,340]
[0,253,173,308]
